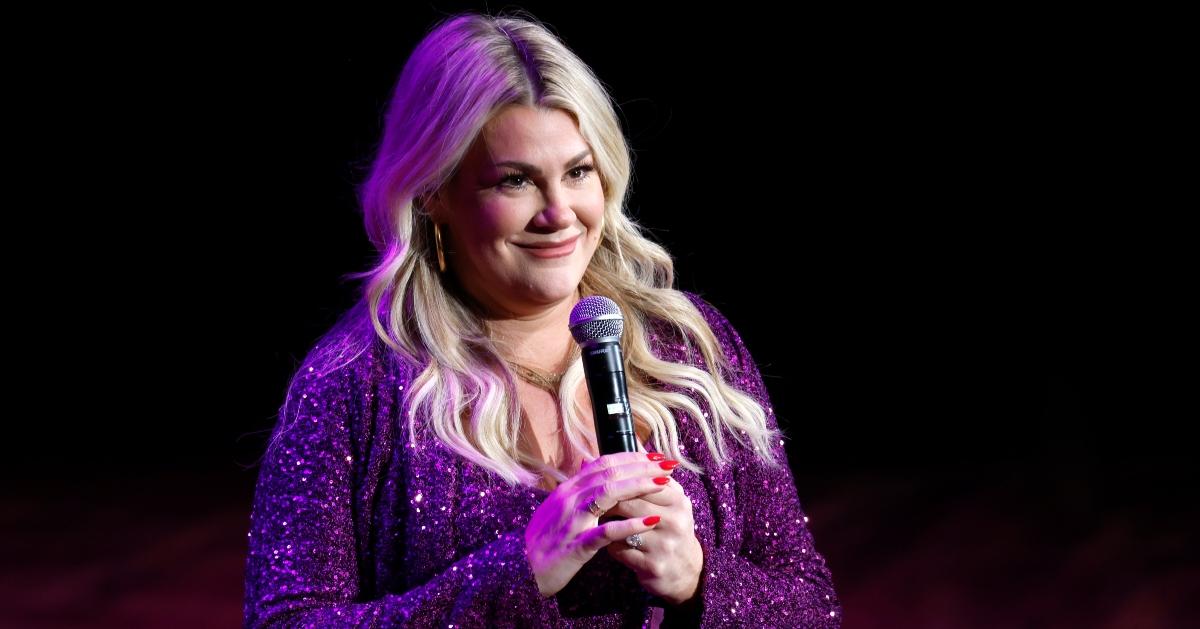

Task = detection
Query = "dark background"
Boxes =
[6,3,1194,627]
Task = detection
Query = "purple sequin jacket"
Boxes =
[244,293,841,627]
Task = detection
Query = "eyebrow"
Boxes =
[492,149,593,176]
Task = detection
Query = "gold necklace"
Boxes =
[506,344,580,397]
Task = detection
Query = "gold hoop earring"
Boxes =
[433,223,447,273]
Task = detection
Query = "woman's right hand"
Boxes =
[525,451,678,597]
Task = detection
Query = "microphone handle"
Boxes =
[581,341,637,454]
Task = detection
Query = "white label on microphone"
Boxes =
[606,403,624,415]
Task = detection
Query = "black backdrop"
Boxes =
[8,3,1193,627]
[31,4,1184,473]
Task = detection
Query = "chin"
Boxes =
[522,273,584,305]
[524,284,578,305]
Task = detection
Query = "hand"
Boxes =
[524,451,678,597]
[604,470,704,606]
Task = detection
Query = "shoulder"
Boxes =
[638,289,756,383]
[640,289,734,338]
[282,299,416,412]
[269,300,424,463]
[679,291,733,333]
[677,290,754,374]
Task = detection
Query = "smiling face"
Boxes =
[427,104,606,318]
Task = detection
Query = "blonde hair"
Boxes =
[338,12,780,486]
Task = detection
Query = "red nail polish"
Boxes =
[659,460,679,471]
[653,476,670,485]
[643,515,661,526]
[647,453,666,461]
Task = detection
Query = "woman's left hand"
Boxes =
[604,472,704,605]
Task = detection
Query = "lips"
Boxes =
[516,235,579,258]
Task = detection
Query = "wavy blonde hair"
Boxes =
[333,12,780,486]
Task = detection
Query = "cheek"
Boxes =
[582,194,606,230]
[588,205,607,240]
[460,208,519,250]
[483,201,535,236]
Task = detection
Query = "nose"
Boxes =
[529,187,577,232]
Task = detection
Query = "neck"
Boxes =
[485,291,580,373]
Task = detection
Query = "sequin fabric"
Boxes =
[244,293,841,627]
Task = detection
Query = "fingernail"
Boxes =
[659,460,680,471]
[643,515,661,526]
[653,476,670,485]
[647,453,666,461]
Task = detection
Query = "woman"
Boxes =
[244,12,841,627]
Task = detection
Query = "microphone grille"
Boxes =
[569,295,624,343]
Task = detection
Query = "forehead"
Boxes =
[472,105,589,162]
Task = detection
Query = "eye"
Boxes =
[569,164,596,181]
[498,172,529,190]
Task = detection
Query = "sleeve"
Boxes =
[679,295,843,628]
[243,347,560,628]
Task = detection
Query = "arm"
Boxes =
[243,349,559,628]
[682,295,843,627]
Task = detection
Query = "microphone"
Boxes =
[569,296,637,454]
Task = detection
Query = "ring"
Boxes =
[625,533,645,550]
[586,498,605,518]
